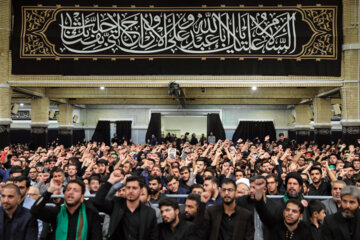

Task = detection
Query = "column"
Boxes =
[294,104,311,144]
[0,85,12,148]
[0,0,11,148]
[30,97,50,149]
[313,97,332,146]
[340,0,360,144]
[57,103,74,148]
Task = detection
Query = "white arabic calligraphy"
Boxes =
[59,11,297,54]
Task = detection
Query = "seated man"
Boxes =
[31,179,102,240]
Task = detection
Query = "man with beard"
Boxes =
[0,184,38,240]
[93,172,158,240]
[180,166,195,190]
[321,186,360,240]
[253,178,313,240]
[149,175,166,204]
[322,180,346,215]
[203,176,222,205]
[31,179,102,240]
[307,165,337,196]
[158,197,195,240]
[205,178,254,240]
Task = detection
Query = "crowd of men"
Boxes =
[0,133,360,240]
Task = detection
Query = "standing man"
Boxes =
[205,178,254,240]
[93,170,158,240]
[158,197,195,240]
[31,179,102,240]
[321,186,360,240]
[0,184,38,240]
[203,176,222,205]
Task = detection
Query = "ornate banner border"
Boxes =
[20,6,338,60]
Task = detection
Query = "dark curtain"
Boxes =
[91,121,110,145]
[116,121,132,141]
[288,130,296,141]
[232,121,276,143]
[207,113,225,141]
[73,129,85,145]
[331,131,342,144]
[48,129,58,144]
[10,130,31,144]
[145,113,161,143]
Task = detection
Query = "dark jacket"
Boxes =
[204,204,254,240]
[0,205,38,240]
[321,210,360,240]
[255,199,313,240]
[93,181,159,240]
[30,191,102,240]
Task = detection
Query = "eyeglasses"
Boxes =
[221,188,235,193]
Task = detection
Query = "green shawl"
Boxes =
[56,203,88,240]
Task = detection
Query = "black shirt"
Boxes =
[218,210,236,240]
[67,206,80,240]
[158,219,194,240]
[114,204,141,240]
[4,211,13,240]
[308,179,331,196]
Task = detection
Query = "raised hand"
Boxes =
[107,170,124,184]
[47,179,62,193]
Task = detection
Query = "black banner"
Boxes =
[12,0,342,76]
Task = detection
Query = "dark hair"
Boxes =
[14,175,30,188]
[308,200,325,216]
[190,184,204,193]
[309,167,322,175]
[148,175,162,184]
[126,175,145,188]
[68,163,78,170]
[220,178,237,190]
[1,183,21,196]
[89,176,100,184]
[285,199,304,214]
[10,166,23,174]
[180,166,190,173]
[186,193,201,207]
[159,197,179,210]
[204,167,216,177]
[249,175,265,183]
[142,184,150,196]
[265,173,277,182]
[65,179,86,194]
[165,175,178,184]
[204,176,219,186]
[53,168,65,175]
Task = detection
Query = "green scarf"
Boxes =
[56,203,88,240]
[283,192,305,203]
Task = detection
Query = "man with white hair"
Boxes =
[321,186,360,240]
[321,180,346,215]
[236,178,250,198]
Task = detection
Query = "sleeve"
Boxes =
[245,212,255,240]
[25,216,39,240]
[30,191,60,223]
[92,181,114,214]
[89,210,103,240]
[149,209,159,240]
[254,199,280,228]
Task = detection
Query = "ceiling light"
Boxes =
[100,86,105,90]
[251,86,257,91]
[19,103,24,107]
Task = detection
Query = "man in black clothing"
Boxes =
[31,179,102,240]
[307,165,337,196]
[93,171,158,240]
[205,178,254,240]
[0,184,38,240]
[321,185,360,240]
[158,197,194,240]
[148,175,166,204]
[254,178,314,240]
